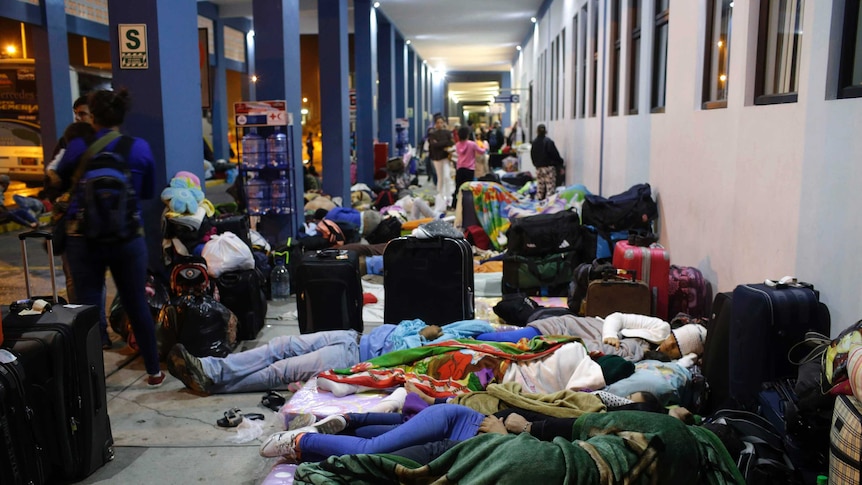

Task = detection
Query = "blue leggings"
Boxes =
[475,326,541,342]
[298,404,484,462]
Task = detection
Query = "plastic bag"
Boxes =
[202,232,254,278]
[226,416,263,444]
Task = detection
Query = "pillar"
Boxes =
[317,0,351,199]
[353,0,377,185]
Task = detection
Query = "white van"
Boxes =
[0,59,43,184]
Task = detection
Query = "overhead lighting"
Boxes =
[373,1,380,8]
[302,97,308,103]
[422,60,427,65]
[406,40,411,45]
[251,75,258,83]
[301,108,309,115]
[729,2,734,6]
[248,30,255,38]
[530,17,537,23]
[516,45,522,51]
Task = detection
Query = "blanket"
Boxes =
[466,182,518,250]
[317,336,580,398]
[293,411,745,484]
[449,382,606,417]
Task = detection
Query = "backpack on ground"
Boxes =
[74,135,141,242]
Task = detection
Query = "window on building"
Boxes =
[590,0,599,117]
[838,0,862,99]
[755,0,805,105]
[552,36,558,120]
[573,14,580,118]
[651,0,669,112]
[580,6,588,118]
[560,28,566,119]
[703,0,733,108]
[609,0,622,116]
[628,0,641,114]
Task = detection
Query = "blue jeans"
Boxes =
[66,236,160,375]
[299,404,484,462]
[200,330,360,394]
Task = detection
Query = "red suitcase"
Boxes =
[612,240,670,319]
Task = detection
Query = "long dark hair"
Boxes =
[88,88,131,127]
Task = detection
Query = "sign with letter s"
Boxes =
[119,24,148,69]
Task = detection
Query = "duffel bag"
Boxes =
[581,183,657,232]
[506,209,581,256]
[502,251,576,296]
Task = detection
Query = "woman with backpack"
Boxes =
[55,88,166,387]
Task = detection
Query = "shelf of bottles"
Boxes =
[234,100,297,219]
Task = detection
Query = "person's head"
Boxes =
[434,117,445,129]
[63,121,96,143]
[72,95,92,124]
[0,174,10,189]
[657,323,708,359]
[88,88,131,128]
[457,126,470,141]
[493,121,501,129]
[536,124,547,136]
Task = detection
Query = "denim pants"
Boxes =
[299,404,484,462]
[201,330,360,394]
[66,236,160,375]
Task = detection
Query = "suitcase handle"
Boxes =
[18,229,53,241]
[19,230,59,304]
[601,268,636,281]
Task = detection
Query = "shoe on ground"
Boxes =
[312,414,347,434]
[147,371,166,388]
[167,343,213,394]
[288,413,317,431]
[259,427,317,459]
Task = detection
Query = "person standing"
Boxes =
[486,121,505,154]
[306,132,315,164]
[530,124,565,201]
[426,116,454,207]
[507,120,525,147]
[56,88,165,387]
[452,126,486,207]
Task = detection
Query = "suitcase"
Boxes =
[612,240,670,319]
[506,209,581,257]
[211,213,252,248]
[295,249,363,334]
[0,348,47,485]
[830,394,862,485]
[383,236,474,326]
[501,252,575,297]
[215,269,267,341]
[730,283,830,408]
[701,291,733,414]
[1,231,114,481]
[583,270,651,318]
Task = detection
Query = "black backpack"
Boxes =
[74,136,141,242]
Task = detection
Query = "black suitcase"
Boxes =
[211,213,252,248]
[295,249,363,334]
[0,348,47,485]
[730,283,830,408]
[505,209,581,256]
[216,269,267,341]
[701,291,733,414]
[383,236,474,326]
[1,231,114,481]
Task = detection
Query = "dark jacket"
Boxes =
[427,128,454,161]
[487,126,505,152]
[530,135,564,168]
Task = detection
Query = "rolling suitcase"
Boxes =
[729,282,830,408]
[383,236,474,326]
[830,394,862,484]
[216,269,267,341]
[506,209,581,257]
[582,270,651,318]
[0,348,46,485]
[612,240,670,319]
[1,231,113,481]
[295,249,363,334]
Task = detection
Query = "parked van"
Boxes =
[0,59,43,184]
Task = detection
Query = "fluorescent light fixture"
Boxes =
[373,2,380,8]
[406,40,411,45]
[301,108,309,115]
[530,17,537,23]
[516,45,522,51]
[248,30,255,38]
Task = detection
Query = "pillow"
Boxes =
[604,360,691,406]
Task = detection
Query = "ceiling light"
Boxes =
[301,108,309,115]
[530,17,537,23]
[373,1,380,8]
[251,75,258,83]
[248,30,255,38]
[406,40,411,45]
[302,97,308,103]
[516,46,522,51]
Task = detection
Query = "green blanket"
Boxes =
[450,382,606,417]
[293,411,744,485]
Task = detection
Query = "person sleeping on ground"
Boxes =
[476,311,708,362]
[166,319,493,394]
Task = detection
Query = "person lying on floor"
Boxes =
[288,409,745,485]
[167,319,494,394]
[260,395,699,466]
[476,311,707,363]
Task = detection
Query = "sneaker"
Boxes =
[287,413,317,431]
[259,427,316,459]
[312,414,347,434]
[147,371,166,388]
[167,343,213,394]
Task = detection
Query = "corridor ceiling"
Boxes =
[202,0,543,101]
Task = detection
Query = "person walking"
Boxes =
[426,116,454,208]
[451,126,486,207]
[55,88,165,387]
[306,132,315,164]
[530,124,565,201]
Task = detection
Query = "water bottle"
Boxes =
[241,131,265,168]
[270,178,289,213]
[267,129,288,168]
[246,177,270,214]
[270,251,290,301]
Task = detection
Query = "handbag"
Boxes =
[49,131,122,255]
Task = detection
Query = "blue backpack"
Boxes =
[488,129,499,148]
[75,135,141,242]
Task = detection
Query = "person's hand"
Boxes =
[669,407,694,425]
[478,416,508,435]
[603,337,620,348]
[503,413,530,434]
[419,325,443,341]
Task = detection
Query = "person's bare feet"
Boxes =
[404,381,435,405]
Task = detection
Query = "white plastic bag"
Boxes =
[202,232,254,278]
[226,417,263,444]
